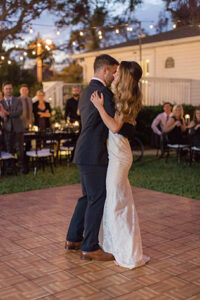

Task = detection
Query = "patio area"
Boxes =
[0,184,199,300]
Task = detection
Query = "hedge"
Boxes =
[135,104,198,146]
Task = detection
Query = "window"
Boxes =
[165,57,175,68]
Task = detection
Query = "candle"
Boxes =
[54,122,60,129]
[74,121,79,127]
[185,114,190,126]
[33,126,39,132]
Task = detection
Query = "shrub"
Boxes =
[136,104,197,146]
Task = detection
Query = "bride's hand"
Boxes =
[90,91,104,110]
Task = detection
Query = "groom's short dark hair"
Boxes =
[94,54,119,72]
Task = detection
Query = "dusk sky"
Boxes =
[21,0,169,68]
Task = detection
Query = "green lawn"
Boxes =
[0,156,199,200]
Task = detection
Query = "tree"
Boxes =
[0,0,56,59]
[0,61,38,96]
[51,63,83,83]
[156,12,169,33]
[55,0,143,52]
[163,0,200,27]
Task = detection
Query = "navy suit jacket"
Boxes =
[73,79,114,166]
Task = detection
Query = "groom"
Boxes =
[65,54,119,261]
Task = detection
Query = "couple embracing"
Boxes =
[65,54,150,269]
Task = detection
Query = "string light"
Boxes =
[115,29,120,34]
[20,56,24,61]
[8,60,11,64]
[45,39,52,45]
[1,56,5,60]
[37,42,41,47]
[173,24,176,29]
[32,50,36,55]
[79,31,84,36]
[45,45,51,51]
[29,27,33,33]
[23,51,27,56]
[127,26,133,32]
[149,24,154,29]
[56,29,60,35]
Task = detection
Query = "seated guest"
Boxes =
[151,102,172,156]
[188,108,200,146]
[165,104,187,144]
[65,86,81,123]
[33,90,51,130]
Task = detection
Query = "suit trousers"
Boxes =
[4,131,24,170]
[66,164,107,252]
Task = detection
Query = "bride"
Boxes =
[90,61,150,269]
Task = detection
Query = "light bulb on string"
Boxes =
[29,27,33,33]
[127,26,133,32]
[115,29,120,34]
[45,39,52,45]
[32,51,36,55]
[56,29,60,35]
[98,30,102,36]
[20,56,24,61]
[173,23,176,29]
[79,31,84,36]
[45,45,50,51]
[8,60,11,64]
[149,24,154,29]
[1,56,5,60]
[23,51,27,56]
[72,41,76,46]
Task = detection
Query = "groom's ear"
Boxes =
[102,66,107,75]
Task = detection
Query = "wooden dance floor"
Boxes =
[0,184,200,299]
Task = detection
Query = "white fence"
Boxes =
[36,78,200,108]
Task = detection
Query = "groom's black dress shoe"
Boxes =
[80,249,114,261]
[65,240,82,250]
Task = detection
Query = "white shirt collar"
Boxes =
[92,77,106,86]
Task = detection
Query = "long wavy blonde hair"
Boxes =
[114,61,142,122]
[172,104,184,119]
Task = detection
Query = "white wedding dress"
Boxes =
[99,131,149,269]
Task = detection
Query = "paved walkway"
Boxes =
[0,185,199,300]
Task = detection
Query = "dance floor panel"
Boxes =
[0,185,199,299]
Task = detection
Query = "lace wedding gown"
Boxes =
[99,131,149,269]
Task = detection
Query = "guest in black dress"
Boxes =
[188,108,200,146]
[165,104,187,144]
[33,90,51,130]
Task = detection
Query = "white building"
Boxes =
[72,25,200,106]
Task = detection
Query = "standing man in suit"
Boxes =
[1,82,24,173]
[65,54,119,261]
[19,84,33,130]
[65,86,81,123]
[19,84,33,172]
